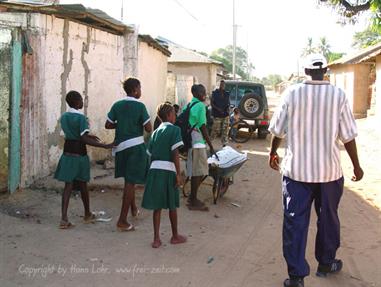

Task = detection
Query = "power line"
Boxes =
[172,0,200,22]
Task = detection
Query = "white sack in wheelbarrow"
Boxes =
[207,146,247,169]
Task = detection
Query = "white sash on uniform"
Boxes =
[112,136,144,156]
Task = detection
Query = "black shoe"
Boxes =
[283,277,304,287]
[316,259,343,277]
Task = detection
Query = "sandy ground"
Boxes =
[0,95,380,287]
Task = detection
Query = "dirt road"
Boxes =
[1,106,380,287]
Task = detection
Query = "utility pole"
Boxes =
[121,0,124,22]
[232,0,237,80]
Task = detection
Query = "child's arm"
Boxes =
[144,122,152,133]
[172,149,183,187]
[81,133,113,149]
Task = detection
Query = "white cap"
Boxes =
[304,53,327,70]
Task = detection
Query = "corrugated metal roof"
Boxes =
[0,1,133,35]
[138,34,171,57]
[328,42,381,67]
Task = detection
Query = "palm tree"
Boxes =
[317,37,331,60]
[301,38,315,57]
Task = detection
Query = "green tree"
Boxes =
[352,26,381,48]
[301,38,315,57]
[319,0,381,30]
[317,37,331,59]
[210,45,254,80]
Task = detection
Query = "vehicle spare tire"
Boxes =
[238,93,264,119]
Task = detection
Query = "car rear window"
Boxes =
[237,85,263,101]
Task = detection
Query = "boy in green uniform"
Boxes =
[142,103,187,248]
[105,78,152,231]
[186,84,216,211]
[55,91,113,229]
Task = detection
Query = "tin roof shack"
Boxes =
[0,1,147,191]
[137,34,171,119]
[328,43,381,119]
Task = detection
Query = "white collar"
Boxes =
[68,107,84,115]
[303,80,330,85]
[159,122,173,128]
[124,96,139,102]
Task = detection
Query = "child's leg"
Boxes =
[152,209,162,248]
[130,190,139,216]
[117,182,135,228]
[78,181,92,217]
[61,182,73,222]
[169,209,187,244]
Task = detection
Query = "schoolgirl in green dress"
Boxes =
[105,78,152,232]
[55,91,112,229]
[142,103,187,248]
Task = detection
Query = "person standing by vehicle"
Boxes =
[210,80,230,146]
[268,54,364,287]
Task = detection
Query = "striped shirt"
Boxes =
[269,80,357,183]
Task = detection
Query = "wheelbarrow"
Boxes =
[182,146,248,204]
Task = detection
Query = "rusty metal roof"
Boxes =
[0,1,133,35]
[138,34,171,57]
[328,42,381,67]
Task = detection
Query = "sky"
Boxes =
[60,0,369,77]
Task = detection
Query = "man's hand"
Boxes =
[352,166,364,181]
[269,153,280,171]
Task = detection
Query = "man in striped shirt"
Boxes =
[269,54,364,287]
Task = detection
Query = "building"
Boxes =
[0,1,170,193]
[328,43,381,119]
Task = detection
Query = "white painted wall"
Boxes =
[1,12,168,186]
[376,56,381,123]
[138,41,168,120]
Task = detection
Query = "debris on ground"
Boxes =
[231,203,241,208]
[207,256,214,264]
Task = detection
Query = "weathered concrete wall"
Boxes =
[168,62,218,96]
[0,28,11,191]
[138,41,168,119]
[166,73,195,109]
[0,13,135,186]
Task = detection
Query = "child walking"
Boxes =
[142,103,187,248]
[105,78,152,231]
[55,91,113,229]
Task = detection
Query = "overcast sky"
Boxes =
[60,0,368,77]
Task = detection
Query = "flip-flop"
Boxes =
[117,224,135,232]
[83,213,97,224]
[59,221,75,229]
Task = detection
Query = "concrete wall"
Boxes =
[0,28,11,191]
[138,41,168,120]
[168,62,219,96]
[329,63,371,118]
[376,56,381,122]
[166,73,195,109]
[0,13,134,186]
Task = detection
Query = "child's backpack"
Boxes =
[175,101,199,154]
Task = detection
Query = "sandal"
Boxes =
[59,221,75,229]
[117,224,135,232]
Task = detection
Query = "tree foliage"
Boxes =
[352,25,381,48]
[210,45,254,80]
[301,37,344,63]
[320,0,381,30]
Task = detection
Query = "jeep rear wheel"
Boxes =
[239,93,264,119]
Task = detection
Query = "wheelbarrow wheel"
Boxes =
[213,177,230,204]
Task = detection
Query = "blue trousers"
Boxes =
[282,176,344,278]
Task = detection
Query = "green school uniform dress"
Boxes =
[107,96,150,184]
[142,122,183,210]
[54,108,90,183]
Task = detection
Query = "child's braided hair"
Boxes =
[157,102,174,122]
